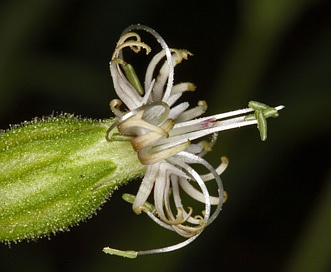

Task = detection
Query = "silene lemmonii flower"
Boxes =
[103,25,284,258]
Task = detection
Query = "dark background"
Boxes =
[0,0,330,271]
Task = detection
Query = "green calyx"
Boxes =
[0,114,145,243]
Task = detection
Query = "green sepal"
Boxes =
[0,114,145,243]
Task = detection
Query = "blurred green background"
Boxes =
[0,0,330,271]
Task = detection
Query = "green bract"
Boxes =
[0,114,145,243]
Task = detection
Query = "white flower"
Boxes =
[104,24,284,258]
